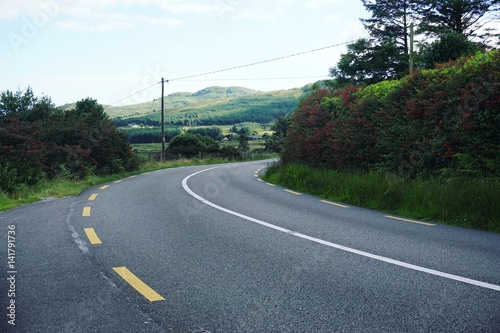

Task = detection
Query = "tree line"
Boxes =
[113,96,297,128]
[0,88,140,193]
[331,0,499,87]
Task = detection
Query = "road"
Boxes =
[1,160,499,332]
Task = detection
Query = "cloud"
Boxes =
[0,0,237,21]
[53,11,182,32]
[54,19,132,32]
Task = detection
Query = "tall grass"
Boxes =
[263,163,500,233]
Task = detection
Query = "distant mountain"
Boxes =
[109,85,312,127]
[104,86,261,119]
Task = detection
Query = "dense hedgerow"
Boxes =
[283,51,500,178]
[0,89,140,193]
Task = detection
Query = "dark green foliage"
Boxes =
[167,133,220,158]
[0,89,140,193]
[361,0,420,56]
[419,31,485,68]
[419,0,500,41]
[329,39,408,87]
[125,127,182,144]
[238,135,250,155]
[285,51,500,178]
[186,127,223,140]
[265,115,290,153]
[331,0,498,87]
[116,94,298,128]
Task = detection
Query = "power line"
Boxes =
[175,76,330,82]
[169,40,360,82]
[104,81,160,108]
[104,39,363,107]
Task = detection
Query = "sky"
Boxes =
[1,0,370,106]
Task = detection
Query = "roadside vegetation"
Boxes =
[0,87,277,212]
[263,0,500,233]
[2,1,498,233]
[263,163,499,233]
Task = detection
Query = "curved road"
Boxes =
[1,160,499,332]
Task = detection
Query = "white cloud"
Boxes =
[54,19,132,32]
[0,0,237,21]
[53,11,182,32]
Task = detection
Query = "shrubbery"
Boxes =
[166,133,243,159]
[0,88,140,193]
[283,51,500,178]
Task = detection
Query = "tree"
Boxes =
[419,30,484,67]
[330,0,424,86]
[361,0,423,56]
[167,133,220,158]
[238,134,249,155]
[418,0,500,42]
[265,115,290,153]
[330,38,407,86]
[0,87,55,121]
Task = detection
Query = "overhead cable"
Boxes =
[169,40,360,82]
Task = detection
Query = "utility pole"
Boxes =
[409,22,414,75]
[161,77,165,161]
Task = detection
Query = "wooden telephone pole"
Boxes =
[161,77,165,161]
[409,22,414,75]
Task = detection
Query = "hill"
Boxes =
[109,85,309,127]
[105,86,261,119]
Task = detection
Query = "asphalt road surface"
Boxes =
[1,160,499,332]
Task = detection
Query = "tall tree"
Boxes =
[361,0,423,56]
[330,38,407,86]
[419,0,500,42]
[419,30,484,67]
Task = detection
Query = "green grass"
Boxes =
[0,154,278,212]
[262,162,500,233]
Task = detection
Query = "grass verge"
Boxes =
[0,153,277,212]
[262,162,500,233]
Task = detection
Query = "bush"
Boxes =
[167,133,220,158]
[0,89,140,192]
[283,50,500,178]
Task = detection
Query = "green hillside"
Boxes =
[105,86,261,119]
[110,85,308,127]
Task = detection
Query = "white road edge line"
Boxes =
[182,166,500,292]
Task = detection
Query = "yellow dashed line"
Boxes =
[285,189,302,195]
[84,228,102,245]
[112,267,165,302]
[113,180,123,184]
[128,176,136,179]
[82,207,91,217]
[88,194,98,201]
[385,215,436,227]
[100,185,109,190]
[320,200,349,208]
